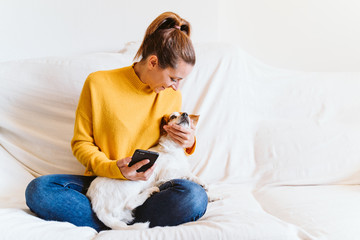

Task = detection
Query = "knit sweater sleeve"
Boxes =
[71,75,125,179]
[185,137,196,155]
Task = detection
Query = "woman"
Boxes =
[25,12,208,232]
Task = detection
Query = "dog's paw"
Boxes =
[142,186,160,196]
[155,180,166,187]
[207,191,223,202]
[148,186,160,196]
[194,179,209,192]
[125,187,160,210]
[201,183,209,191]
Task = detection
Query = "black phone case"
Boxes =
[128,149,159,172]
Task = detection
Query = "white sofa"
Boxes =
[1,42,360,240]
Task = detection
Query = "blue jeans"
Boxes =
[25,174,208,232]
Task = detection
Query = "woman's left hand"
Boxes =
[163,120,196,149]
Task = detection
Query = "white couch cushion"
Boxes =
[0,208,97,240]
[96,183,314,240]
[0,146,33,208]
[254,185,360,240]
[248,69,360,186]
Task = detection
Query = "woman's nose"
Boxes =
[171,82,179,91]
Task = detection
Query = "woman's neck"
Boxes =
[133,61,147,85]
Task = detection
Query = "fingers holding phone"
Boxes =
[116,150,159,181]
[117,157,154,181]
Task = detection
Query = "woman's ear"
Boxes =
[189,115,200,127]
[148,55,159,69]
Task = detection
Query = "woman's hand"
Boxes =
[163,120,196,149]
[116,157,155,181]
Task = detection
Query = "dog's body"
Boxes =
[86,112,210,230]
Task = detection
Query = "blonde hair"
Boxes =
[134,12,196,69]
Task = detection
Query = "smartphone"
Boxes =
[128,149,159,172]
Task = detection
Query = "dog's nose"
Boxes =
[182,112,188,118]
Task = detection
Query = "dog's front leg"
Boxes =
[125,186,160,210]
[154,179,168,188]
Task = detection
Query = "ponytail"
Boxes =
[134,12,196,69]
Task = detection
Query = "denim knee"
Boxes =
[170,179,208,220]
[25,176,47,212]
[134,178,208,227]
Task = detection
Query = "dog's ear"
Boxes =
[160,116,168,136]
[190,115,200,127]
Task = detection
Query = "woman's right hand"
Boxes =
[116,157,155,181]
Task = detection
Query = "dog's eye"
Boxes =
[170,115,177,120]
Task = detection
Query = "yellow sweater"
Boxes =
[71,66,195,179]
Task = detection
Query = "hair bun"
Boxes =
[179,24,190,35]
[134,12,195,69]
[146,12,191,37]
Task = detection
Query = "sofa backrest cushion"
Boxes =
[1,43,360,186]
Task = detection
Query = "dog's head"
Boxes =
[160,112,199,136]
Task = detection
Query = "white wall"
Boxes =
[218,0,360,71]
[1,0,360,71]
[0,0,219,61]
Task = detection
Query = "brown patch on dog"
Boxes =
[160,115,169,136]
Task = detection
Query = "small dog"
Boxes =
[86,112,213,230]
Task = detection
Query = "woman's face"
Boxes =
[146,58,193,93]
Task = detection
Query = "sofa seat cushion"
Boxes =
[254,185,360,240]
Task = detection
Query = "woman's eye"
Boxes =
[170,78,177,82]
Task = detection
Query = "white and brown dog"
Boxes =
[86,112,214,230]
